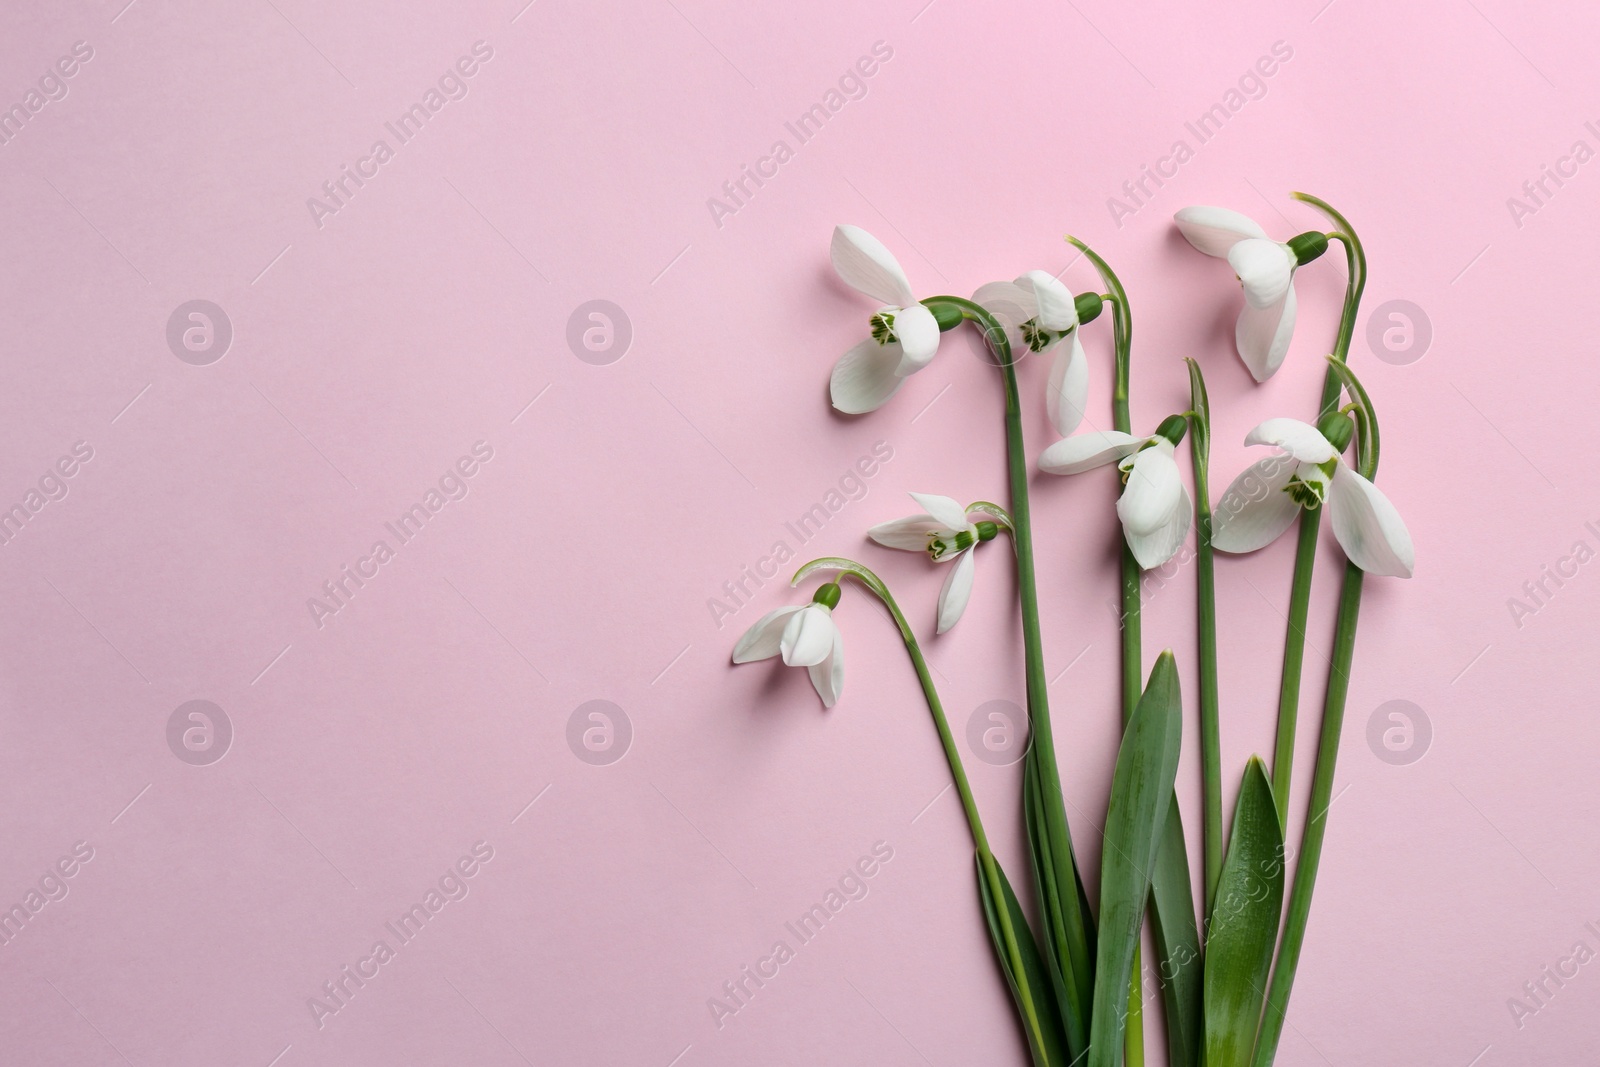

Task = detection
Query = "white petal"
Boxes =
[891,304,940,376]
[868,514,941,551]
[1125,486,1192,570]
[1038,430,1144,475]
[807,627,845,707]
[1245,418,1337,463]
[830,338,905,414]
[831,225,915,306]
[936,549,977,633]
[1046,332,1089,436]
[908,492,969,532]
[781,605,838,667]
[1235,284,1297,383]
[1116,446,1183,535]
[732,605,802,663]
[1212,457,1301,553]
[1016,270,1077,331]
[1228,239,1294,309]
[1174,206,1268,257]
[1328,465,1415,578]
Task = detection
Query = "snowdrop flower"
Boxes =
[1213,415,1413,577]
[1173,206,1330,382]
[1039,417,1192,570]
[731,583,846,707]
[829,225,956,414]
[868,492,1005,633]
[973,271,1105,435]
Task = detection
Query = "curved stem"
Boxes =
[1266,197,1367,834]
[919,298,1056,771]
[1067,237,1145,1067]
[921,295,1092,1060]
[1254,196,1372,1066]
[791,558,1048,1058]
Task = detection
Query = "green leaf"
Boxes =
[1149,804,1203,1067]
[1087,651,1184,1067]
[1024,752,1094,1061]
[1202,757,1285,1067]
[977,854,1073,1067]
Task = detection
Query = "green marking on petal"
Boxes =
[1022,320,1061,353]
[928,529,977,560]
[870,311,897,345]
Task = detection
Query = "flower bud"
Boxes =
[1286,231,1330,266]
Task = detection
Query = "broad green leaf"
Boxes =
[1087,652,1184,1067]
[1203,757,1285,1067]
[1024,750,1094,1060]
[977,853,1073,1067]
[1149,804,1203,1067]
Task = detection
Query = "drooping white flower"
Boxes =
[1174,206,1329,383]
[1212,416,1414,578]
[731,583,845,707]
[868,492,1005,633]
[1038,420,1192,570]
[829,225,944,414]
[973,270,1099,435]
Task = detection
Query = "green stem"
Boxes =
[1250,563,1363,1067]
[1068,239,1146,1067]
[924,294,1097,1061]
[1266,195,1367,836]
[921,298,1058,781]
[1269,509,1321,828]
[1185,360,1222,916]
[794,559,1049,1058]
[1252,194,1371,1067]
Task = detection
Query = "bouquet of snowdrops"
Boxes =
[733,194,1411,1067]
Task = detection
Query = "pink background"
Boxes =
[0,0,1595,1064]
